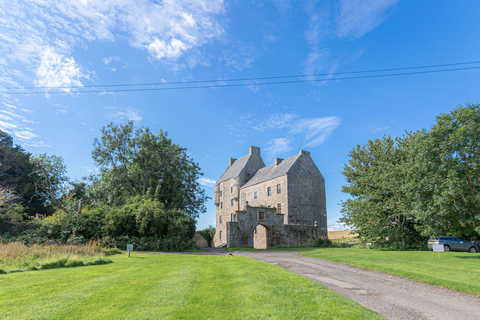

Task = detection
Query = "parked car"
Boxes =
[427,236,478,253]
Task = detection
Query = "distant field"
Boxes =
[0,253,383,319]
[328,230,358,240]
[302,247,480,296]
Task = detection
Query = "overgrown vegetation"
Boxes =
[0,122,207,252]
[341,103,480,249]
[198,225,215,247]
[0,240,114,274]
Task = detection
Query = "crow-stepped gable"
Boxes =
[214,146,327,248]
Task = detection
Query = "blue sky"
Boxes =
[1,1,480,231]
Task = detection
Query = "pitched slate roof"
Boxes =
[241,154,300,189]
[216,154,250,185]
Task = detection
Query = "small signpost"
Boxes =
[127,244,133,257]
[432,244,444,259]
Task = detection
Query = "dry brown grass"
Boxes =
[328,230,358,240]
[0,239,109,273]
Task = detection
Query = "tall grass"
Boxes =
[0,239,113,273]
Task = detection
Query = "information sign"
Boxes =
[432,244,444,259]
[127,244,133,257]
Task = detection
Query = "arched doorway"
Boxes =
[253,224,268,249]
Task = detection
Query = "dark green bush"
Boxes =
[101,248,122,255]
[316,238,333,247]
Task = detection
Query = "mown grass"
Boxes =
[0,240,113,273]
[0,253,383,319]
[301,247,480,296]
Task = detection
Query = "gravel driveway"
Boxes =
[214,249,480,320]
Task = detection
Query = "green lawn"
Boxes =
[301,248,480,296]
[0,253,382,320]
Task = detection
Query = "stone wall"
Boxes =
[240,175,288,221]
[225,206,320,248]
[193,232,209,248]
[287,151,327,237]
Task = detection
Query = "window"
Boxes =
[231,213,234,221]
[254,191,257,199]
[277,184,281,194]
[241,194,244,200]
[220,191,222,197]
[258,211,265,220]
[231,187,233,193]
[220,202,223,209]
[231,199,234,206]
[277,203,281,214]
[219,215,223,223]
[267,187,271,196]
[219,231,222,239]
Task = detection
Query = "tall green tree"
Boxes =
[340,134,423,249]
[407,103,480,239]
[91,121,208,219]
[0,130,45,217]
[30,154,69,212]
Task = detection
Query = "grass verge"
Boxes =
[0,253,383,319]
[301,247,480,296]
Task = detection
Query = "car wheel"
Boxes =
[468,246,477,253]
[444,245,450,252]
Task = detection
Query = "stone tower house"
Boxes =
[213,146,327,248]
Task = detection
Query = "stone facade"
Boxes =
[214,146,327,248]
[193,232,209,248]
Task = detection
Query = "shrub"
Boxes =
[101,248,122,256]
[316,237,333,247]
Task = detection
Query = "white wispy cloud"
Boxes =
[328,222,352,231]
[0,107,50,146]
[198,177,216,187]
[335,0,400,39]
[35,47,88,93]
[265,137,293,157]
[370,126,390,133]
[252,113,340,150]
[252,113,296,132]
[221,42,257,72]
[102,56,121,66]
[104,106,142,123]
[291,116,341,147]
[0,0,226,90]
[302,0,397,80]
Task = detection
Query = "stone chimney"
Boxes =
[229,158,237,166]
[299,150,310,156]
[274,158,283,165]
[249,146,260,155]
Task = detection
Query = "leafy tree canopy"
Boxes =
[0,130,46,217]
[91,121,208,219]
[407,103,480,239]
[340,134,424,249]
